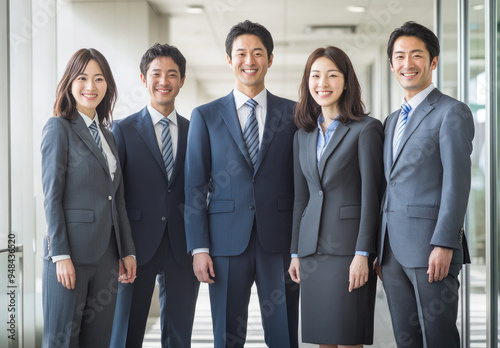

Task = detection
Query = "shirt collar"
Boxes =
[79,110,100,128]
[233,88,267,111]
[148,104,178,126]
[403,83,435,111]
[317,114,340,131]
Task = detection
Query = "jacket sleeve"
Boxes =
[184,107,212,253]
[41,117,71,257]
[355,118,384,254]
[431,102,474,249]
[291,131,309,254]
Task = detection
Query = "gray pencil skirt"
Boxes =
[299,253,377,345]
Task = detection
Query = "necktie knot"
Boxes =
[88,121,108,164]
[245,99,258,112]
[159,117,170,127]
[401,102,411,115]
[89,121,98,132]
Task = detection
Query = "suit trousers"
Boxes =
[209,224,299,348]
[42,231,119,348]
[112,230,199,348]
[381,235,461,348]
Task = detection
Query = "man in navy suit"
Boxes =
[110,43,199,347]
[184,20,299,348]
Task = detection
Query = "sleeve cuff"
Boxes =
[192,248,210,256]
[291,253,298,258]
[355,251,370,257]
[51,255,71,263]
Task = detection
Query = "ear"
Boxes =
[430,56,439,70]
[389,59,395,73]
[180,75,186,88]
[140,73,147,87]
[226,54,232,68]
[267,53,274,68]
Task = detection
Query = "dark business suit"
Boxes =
[110,107,199,347]
[291,116,383,344]
[185,91,299,348]
[41,114,135,348]
[378,88,474,347]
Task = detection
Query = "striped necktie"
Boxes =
[89,121,107,163]
[243,99,259,168]
[392,102,411,161]
[159,118,174,179]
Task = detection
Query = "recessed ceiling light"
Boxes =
[186,5,204,14]
[347,6,366,13]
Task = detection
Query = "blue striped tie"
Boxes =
[159,118,174,179]
[243,99,259,168]
[89,121,107,163]
[392,102,411,161]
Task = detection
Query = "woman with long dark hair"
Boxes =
[289,46,383,348]
[41,48,136,347]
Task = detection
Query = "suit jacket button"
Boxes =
[167,189,172,193]
[161,216,166,221]
[390,181,396,186]
[108,196,112,200]
[319,191,323,196]
[249,205,255,211]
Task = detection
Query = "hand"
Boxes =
[288,258,300,284]
[427,246,453,282]
[193,253,215,284]
[120,256,137,283]
[56,259,76,290]
[349,255,369,292]
[373,257,383,281]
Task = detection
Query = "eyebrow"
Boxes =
[150,68,179,73]
[77,73,104,76]
[235,48,264,52]
[311,69,339,72]
[394,49,425,54]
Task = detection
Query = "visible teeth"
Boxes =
[245,69,257,73]
[403,72,417,77]
[83,94,97,97]
[157,89,170,92]
[317,91,332,96]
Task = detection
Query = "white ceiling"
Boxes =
[72,0,435,101]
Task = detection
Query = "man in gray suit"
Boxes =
[377,21,474,347]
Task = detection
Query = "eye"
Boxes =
[169,74,178,78]
[95,77,105,82]
[329,74,337,78]
[77,76,86,81]
[152,73,160,77]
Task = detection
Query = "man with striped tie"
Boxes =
[184,20,299,348]
[377,21,474,347]
[110,43,199,347]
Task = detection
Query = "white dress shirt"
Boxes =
[401,83,435,120]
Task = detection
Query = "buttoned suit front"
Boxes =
[41,114,135,348]
[110,107,199,347]
[185,91,299,348]
[378,88,474,347]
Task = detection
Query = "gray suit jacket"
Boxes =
[291,116,384,257]
[378,88,474,268]
[41,115,135,264]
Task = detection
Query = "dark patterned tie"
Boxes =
[243,99,259,168]
[89,121,107,163]
[159,118,174,179]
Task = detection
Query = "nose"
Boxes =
[85,79,96,90]
[403,56,413,69]
[245,54,255,65]
[318,75,328,87]
[159,74,168,86]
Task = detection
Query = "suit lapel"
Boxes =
[306,130,322,188]
[391,91,438,168]
[318,122,349,178]
[71,115,110,177]
[100,127,120,190]
[253,92,283,174]
[220,93,254,170]
[168,115,187,187]
[384,111,398,174]
[135,107,169,180]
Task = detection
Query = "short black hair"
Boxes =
[225,20,274,60]
[140,43,186,78]
[387,21,440,65]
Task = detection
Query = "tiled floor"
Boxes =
[143,282,397,347]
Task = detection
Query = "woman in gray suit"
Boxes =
[41,48,136,347]
[288,46,383,347]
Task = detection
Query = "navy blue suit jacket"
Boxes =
[184,91,297,256]
[112,107,191,267]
